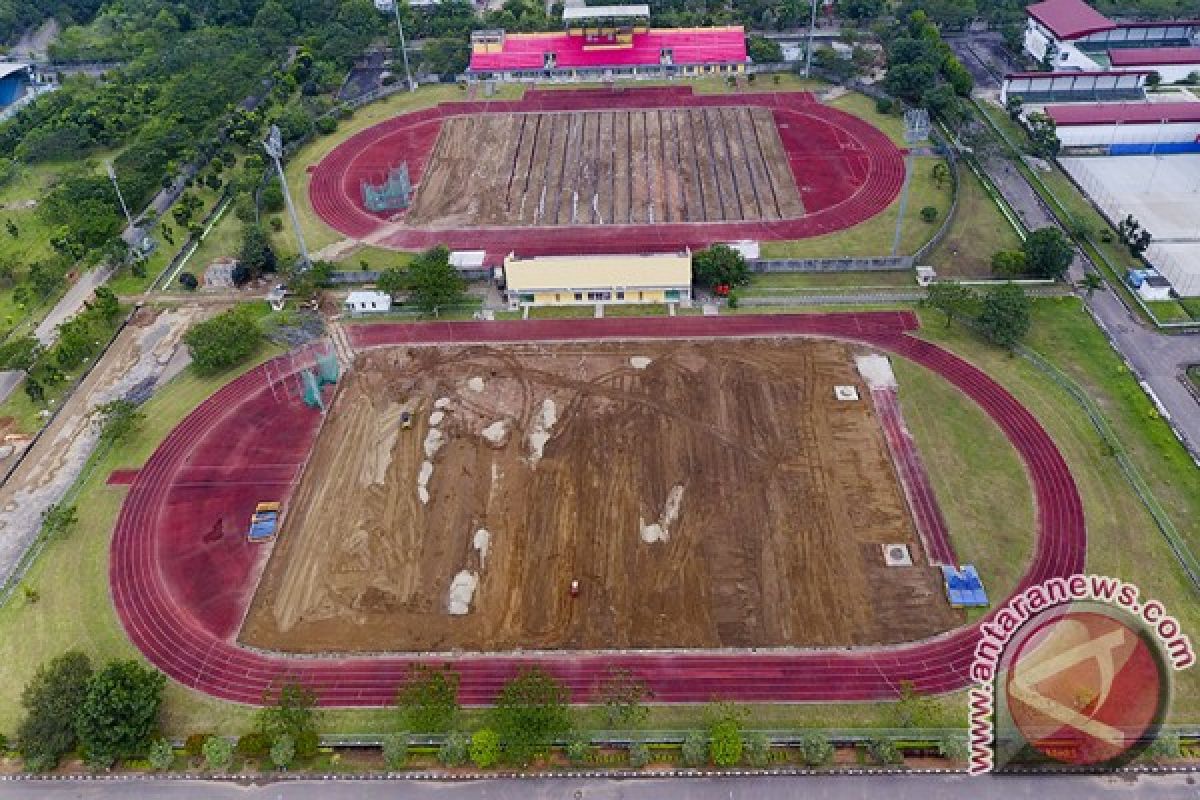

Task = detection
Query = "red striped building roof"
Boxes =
[468,27,747,72]
[1045,101,1200,125]
[1108,46,1200,67]
[1026,0,1116,40]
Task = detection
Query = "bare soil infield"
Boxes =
[239,339,961,654]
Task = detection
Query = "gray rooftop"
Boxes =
[562,5,650,21]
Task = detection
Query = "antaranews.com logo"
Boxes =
[968,574,1194,774]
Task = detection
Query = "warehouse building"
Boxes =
[1045,102,1200,153]
[1024,0,1200,77]
[501,251,692,309]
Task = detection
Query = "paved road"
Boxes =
[2,773,1198,799]
[979,135,1200,458]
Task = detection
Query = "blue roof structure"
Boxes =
[941,565,989,608]
[247,511,278,542]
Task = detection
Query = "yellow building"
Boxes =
[502,250,692,308]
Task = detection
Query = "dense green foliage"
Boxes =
[883,11,972,127]
[16,651,93,772]
[469,728,501,768]
[490,668,571,766]
[978,282,1032,350]
[182,305,263,371]
[923,281,978,327]
[74,660,166,768]
[1022,226,1073,280]
[257,681,319,760]
[406,245,466,313]
[395,665,460,734]
[692,244,749,289]
[202,735,234,771]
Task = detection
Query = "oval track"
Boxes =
[110,313,1085,706]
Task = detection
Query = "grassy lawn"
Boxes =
[528,305,595,319]
[926,162,1024,279]
[892,354,1034,608]
[602,303,669,317]
[1145,300,1193,323]
[749,271,915,289]
[334,245,414,272]
[828,92,907,147]
[916,299,1200,721]
[760,156,952,259]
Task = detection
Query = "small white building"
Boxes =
[345,290,392,315]
[1138,273,1173,301]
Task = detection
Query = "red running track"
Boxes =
[111,312,1085,706]
[307,87,906,256]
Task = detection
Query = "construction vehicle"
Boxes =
[247,502,281,542]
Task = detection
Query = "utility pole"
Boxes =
[391,0,415,92]
[106,160,134,231]
[803,0,818,78]
[263,124,311,270]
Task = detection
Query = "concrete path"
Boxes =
[1,773,1198,799]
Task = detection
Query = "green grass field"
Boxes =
[827,91,908,147]
[926,162,1024,279]
[749,270,915,289]
[760,156,952,259]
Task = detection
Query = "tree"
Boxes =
[382,734,409,769]
[0,335,42,371]
[179,272,199,290]
[94,399,145,448]
[396,665,460,733]
[24,377,44,405]
[692,244,749,289]
[17,651,93,772]
[147,738,174,771]
[258,681,319,756]
[977,283,1032,351]
[469,728,501,768]
[799,733,833,766]
[708,718,742,767]
[41,503,78,538]
[866,736,902,765]
[377,267,408,298]
[838,0,884,21]
[1026,112,1061,158]
[74,660,166,768]
[270,733,296,770]
[681,731,707,767]
[592,667,652,729]
[183,307,263,372]
[490,668,571,766]
[202,735,234,771]
[743,732,770,767]
[438,732,469,766]
[1079,272,1105,298]
[991,249,1028,278]
[1022,227,1073,280]
[923,281,977,327]
[746,36,783,64]
[919,205,938,224]
[1005,94,1023,121]
[239,225,278,278]
[943,57,974,97]
[407,246,466,314]
[931,161,950,189]
[91,286,120,323]
[1118,214,1152,257]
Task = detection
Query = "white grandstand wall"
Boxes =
[1056,121,1200,148]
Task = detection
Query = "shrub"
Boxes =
[16,650,92,772]
[799,733,833,766]
[1147,731,1181,760]
[183,306,263,372]
[743,732,771,767]
[179,272,199,290]
[438,732,469,766]
[203,736,234,772]
[235,733,270,759]
[919,205,938,224]
[184,733,212,759]
[147,738,174,771]
[381,734,409,770]
[294,730,319,761]
[681,731,707,767]
[628,740,650,768]
[876,96,895,115]
[708,719,742,767]
[866,737,901,765]
[316,116,338,135]
[565,732,593,765]
[469,728,501,768]
[939,736,968,763]
[270,734,295,770]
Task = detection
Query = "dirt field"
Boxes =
[405,107,806,228]
[240,339,961,654]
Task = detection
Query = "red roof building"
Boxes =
[1026,0,1116,41]
[1045,101,1200,125]
[468,26,747,76]
[1108,47,1200,67]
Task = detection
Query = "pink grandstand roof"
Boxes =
[1045,101,1200,125]
[1026,0,1116,40]
[1109,46,1200,67]
[468,27,747,72]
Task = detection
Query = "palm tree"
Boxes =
[1079,272,1104,299]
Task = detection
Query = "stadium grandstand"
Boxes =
[1000,70,1150,106]
[466,4,748,83]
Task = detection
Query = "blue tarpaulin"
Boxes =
[941,565,988,608]
[247,511,278,542]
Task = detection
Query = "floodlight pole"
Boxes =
[106,161,134,231]
[803,0,818,78]
[263,125,311,270]
[392,1,415,92]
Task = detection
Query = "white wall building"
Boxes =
[345,290,393,315]
[1045,102,1200,152]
